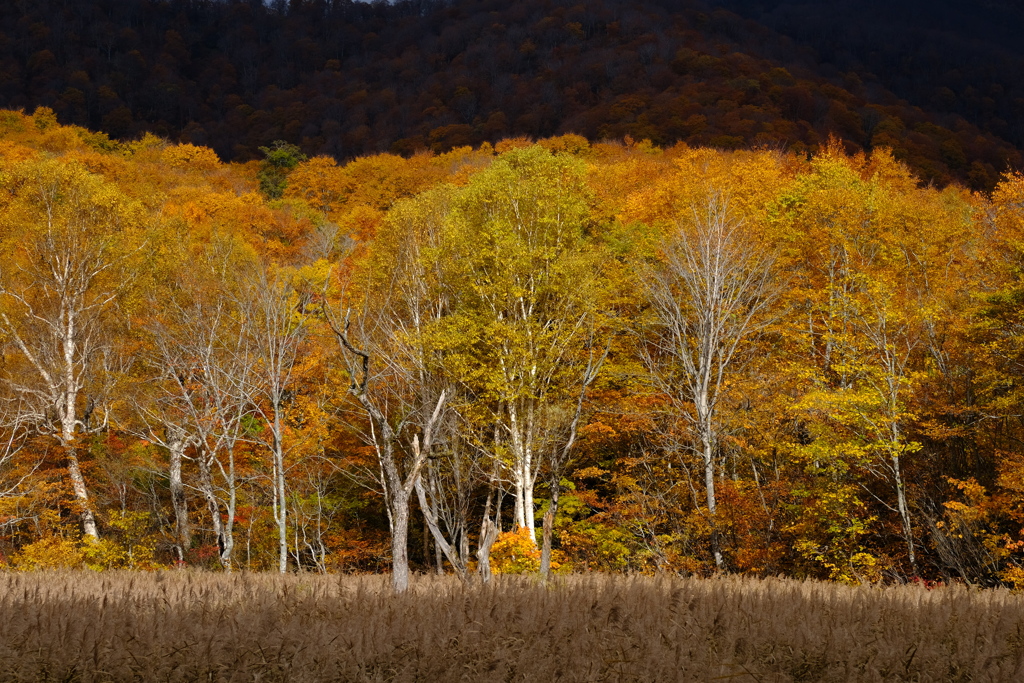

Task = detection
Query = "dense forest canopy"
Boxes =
[3,0,1024,588]
[0,0,1019,189]
[1,108,1024,589]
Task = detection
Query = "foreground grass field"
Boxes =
[0,572,1022,682]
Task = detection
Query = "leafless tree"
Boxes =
[642,195,779,571]
[233,263,307,574]
[414,434,476,578]
[333,310,448,592]
[135,275,254,569]
[0,396,34,505]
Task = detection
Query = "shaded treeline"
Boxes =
[703,0,1024,149]
[0,0,1019,189]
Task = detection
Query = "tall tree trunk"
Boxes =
[523,447,536,538]
[273,404,287,573]
[539,479,560,580]
[703,431,724,572]
[509,403,528,531]
[434,528,444,575]
[222,447,237,570]
[415,474,467,578]
[892,453,918,576]
[65,448,99,540]
[61,337,98,540]
[697,385,724,572]
[197,453,228,570]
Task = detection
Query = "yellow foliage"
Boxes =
[12,536,85,570]
[83,512,161,570]
[494,136,534,153]
[161,143,222,172]
[0,140,40,164]
[39,125,83,153]
[1000,566,1024,592]
[31,106,58,131]
[538,134,590,156]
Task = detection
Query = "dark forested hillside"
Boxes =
[0,0,1019,189]
[702,0,1024,148]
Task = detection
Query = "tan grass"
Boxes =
[0,572,1022,681]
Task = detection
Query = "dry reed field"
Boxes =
[0,572,1022,682]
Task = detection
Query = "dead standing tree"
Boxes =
[327,188,462,588]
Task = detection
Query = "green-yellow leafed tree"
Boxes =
[435,145,610,559]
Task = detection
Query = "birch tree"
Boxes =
[0,159,143,540]
[138,291,253,569]
[643,196,779,571]
[330,187,454,591]
[440,145,603,540]
[234,263,308,573]
[333,311,448,591]
[0,396,32,503]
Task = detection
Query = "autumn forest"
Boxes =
[2,0,1024,598]
[0,101,1021,593]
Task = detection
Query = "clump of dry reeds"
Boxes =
[0,571,1022,681]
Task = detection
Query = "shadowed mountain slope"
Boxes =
[0,0,1019,188]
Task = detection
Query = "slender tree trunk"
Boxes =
[697,384,725,571]
[512,474,526,529]
[703,432,724,572]
[892,452,917,575]
[273,404,287,573]
[415,475,467,578]
[458,517,470,571]
[434,529,444,575]
[223,447,237,570]
[197,453,228,570]
[539,479,560,580]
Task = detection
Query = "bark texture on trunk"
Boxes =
[477,489,500,584]
[197,453,230,570]
[273,406,287,574]
[390,492,412,592]
[65,449,98,540]
[167,427,190,562]
[416,473,468,578]
[893,453,917,576]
